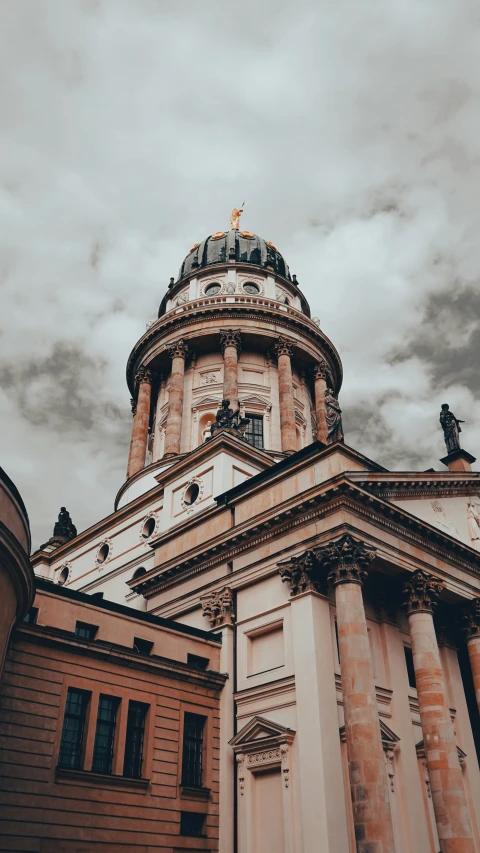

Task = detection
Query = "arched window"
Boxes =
[132,567,147,581]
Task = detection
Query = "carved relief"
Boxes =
[462,598,480,640]
[280,743,290,788]
[315,533,376,587]
[200,587,235,628]
[467,498,480,551]
[130,397,137,416]
[200,371,220,386]
[403,570,444,615]
[278,549,327,596]
[237,753,245,795]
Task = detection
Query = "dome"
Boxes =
[178,229,292,282]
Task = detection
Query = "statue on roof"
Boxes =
[440,404,464,454]
[40,506,77,550]
[230,205,244,231]
[324,388,344,444]
[210,399,250,439]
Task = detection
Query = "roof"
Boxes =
[177,229,292,282]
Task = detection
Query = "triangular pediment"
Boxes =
[229,715,295,748]
[416,738,466,762]
[240,393,271,407]
[193,395,222,408]
[340,720,400,745]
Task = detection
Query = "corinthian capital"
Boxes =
[315,533,376,587]
[219,329,242,354]
[135,367,155,386]
[313,360,329,380]
[167,338,189,360]
[402,570,444,615]
[462,598,480,640]
[200,587,235,628]
[278,549,327,597]
[273,337,294,358]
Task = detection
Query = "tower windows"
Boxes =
[75,621,98,641]
[181,712,206,788]
[204,283,221,296]
[58,565,69,586]
[141,516,156,539]
[123,701,148,778]
[245,414,264,450]
[184,483,200,505]
[242,281,260,295]
[58,688,90,770]
[96,542,110,564]
[92,695,120,774]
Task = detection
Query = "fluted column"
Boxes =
[463,598,480,714]
[127,368,154,478]
[403,571,474,853]
[220,330,241,412]
[317,534,395,853]
[164,339,188,458]
[313,361,329,443]
[274,337,296,454]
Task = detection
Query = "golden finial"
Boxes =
[230,202,245,231]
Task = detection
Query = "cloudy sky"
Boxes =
[2,0,480,548]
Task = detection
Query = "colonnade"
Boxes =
[280,533,480,853]
[126,333,336,478]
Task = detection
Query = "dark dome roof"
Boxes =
[178,230,291,282]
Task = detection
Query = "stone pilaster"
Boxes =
[127,368,154,478]
[317,533,396,853]
[313,361,329,443]
[403,571,474,853]
[220,330,241,412]
[164,339,188,458]
[463,598,480,715]
[273,337,296,454]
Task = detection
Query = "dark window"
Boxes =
[180,812,206,837]
[334,619,340,663]
[181,712,206,788]
[142,517,156,539]
[123,701,148,778]
[184,483,200,505]
[23,607,38,624]
[75,621,98,640]
[187,654,209,671]
[245,414,264,450]
[133,637,153,655]
[132,566,146,581]
[58,688,90,769]
[404,646,416,689]
[92,695,120,774]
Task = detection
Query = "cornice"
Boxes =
[0,520,35,620]
[345,471,480,500]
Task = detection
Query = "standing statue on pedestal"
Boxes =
[440,404,464,454]
[324,388,344,443]
[467,499,480,552]
[230,205,244,231]
[210,400,250,439]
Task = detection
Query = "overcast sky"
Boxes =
[2,0,480,549]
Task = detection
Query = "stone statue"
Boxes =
[230,206,244,231]
[440,404,464,454]
[202,420,212,441]
[467,499,480,552]
[41,506,77,550]
[210,399,250,438]
[324,388,344,443]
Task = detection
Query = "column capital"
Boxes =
[200,587,235,628]
[315,533,376,587]
[134,367,155,386]
[278,549,327,597]
[313,360,329,380]
[219,329,242,354]
[167,338,189,360]
[463,598,480,640]
[273,336,294,358]
[402,569,444,615]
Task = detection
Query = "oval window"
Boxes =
[184,483,200,506]
[58,566,69,586]
[242,282,260,295]
[205,283,221,296]
[142,517,156,539]
[97,543,110,564]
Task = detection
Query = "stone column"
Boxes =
[164,339,188,458]
[201,588,235,853]
[463,598,480,713]
[313,361,329,443]
[126,368,154,478]
[403,570,475,853]
[316,533,396,853]
[220,329,241,412]
[273,337,296,454]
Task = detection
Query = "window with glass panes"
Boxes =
[92,695,120,774]
[123,701,148,778]
[58,688,90,769]
[181,712,206,788]
[245,414,264,449]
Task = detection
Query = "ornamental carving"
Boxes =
[167,339,189,360]
[219,329,242,353]
[278,550,327,597]
[200,587,235,628]
[462,598,480,640]
[315,533,376,587]
[130,397,137,416]
[313,360,329,381]
[237,753,245,795]
[200,371,220,386]
[273,337,294,358]
[402,570,444,615]
[135,367,155,386]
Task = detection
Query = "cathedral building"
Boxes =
[1,212,480,853]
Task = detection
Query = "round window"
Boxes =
[142,517,156,539]
[184,483,200,506]
[97,543,110,564]
[58,566,69,586]
[242,282,260,295]
[205,283,221,296]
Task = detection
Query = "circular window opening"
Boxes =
[243,282,260,295]
[132,566,147,581]
[184,483,200,506]
[97,543,110,564]
[205,283,221,296]
[58,566,69,586]
[142,517,156,539]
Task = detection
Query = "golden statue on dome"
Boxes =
[230,203,244,230]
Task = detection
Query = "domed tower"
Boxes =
[121,213,342,506]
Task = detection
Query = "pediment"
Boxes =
[240,393,271,407]
[229,715,295,749]
[193,395,222,408]
[416,738,466,762]
[340,720,400,746]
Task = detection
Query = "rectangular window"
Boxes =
[58,688,90,770]
[133,637,153,655]
[181,712,206,788]
[245,414,264,450]
[123,701,148,778]
[92,695,120,774]
[75,621,98,640]
[180,811,206,837]
[23,607,38,624]
[187,653,209,671]
[404,646,417,689]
